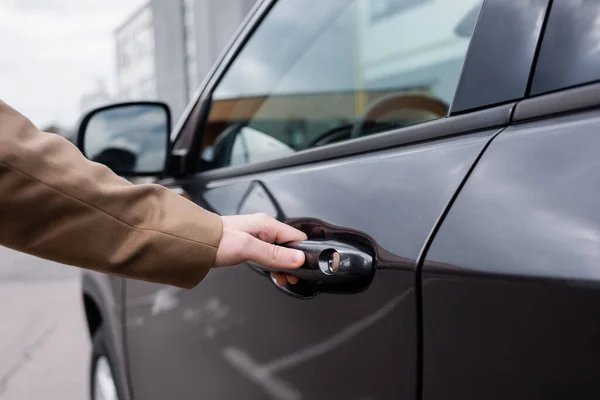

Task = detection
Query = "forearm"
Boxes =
[0,101,223,289]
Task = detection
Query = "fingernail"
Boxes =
[291,250,304,264]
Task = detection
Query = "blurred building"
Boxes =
[357,0,480,103]
[79,80,113,114]
[115,3,157,102]
[115,0,257,121]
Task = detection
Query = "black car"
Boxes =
[76,0,600,399]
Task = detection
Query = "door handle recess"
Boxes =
[249,239,375,299]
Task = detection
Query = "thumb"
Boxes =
[246,236,305,270]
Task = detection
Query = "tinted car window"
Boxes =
[200,0,483,171]
[531,1,600,96]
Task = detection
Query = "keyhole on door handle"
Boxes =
[249,239,376,299]
[319,249,340,275]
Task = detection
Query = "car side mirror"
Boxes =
[76,102,171,176]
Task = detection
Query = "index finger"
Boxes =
[254,214,308,244]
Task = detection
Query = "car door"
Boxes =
[122,0,544,399]
[421,1,600,399]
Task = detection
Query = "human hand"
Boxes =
[214,214,307,286]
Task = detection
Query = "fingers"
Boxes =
[215,214,308,271]
[272,272,288,287]
[226,213,307,244]
[271,272,300,287]
[267,217,308,244]
[246,235,305,270]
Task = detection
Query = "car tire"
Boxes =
[90,326,125,400]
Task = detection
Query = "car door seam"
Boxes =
[413,126,507,400]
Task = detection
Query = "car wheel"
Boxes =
[90,327,124,400]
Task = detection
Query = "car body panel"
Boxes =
[123,127,497,400]
[450,0,550,113]
[422,107,600,399]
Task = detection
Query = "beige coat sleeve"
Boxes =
[0,100,223,289]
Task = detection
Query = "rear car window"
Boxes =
[199,0,484,171]
[530,1,600,96]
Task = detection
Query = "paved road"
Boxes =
[0,247,89,399]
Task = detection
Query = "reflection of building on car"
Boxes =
[359,0,481,101]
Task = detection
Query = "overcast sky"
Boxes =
[0,0,145,129]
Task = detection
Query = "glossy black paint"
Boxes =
[422,108,600,399]
[450,0,549,114]
[531,0,600,96]
[124,128,496,400]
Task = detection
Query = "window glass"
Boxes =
[370,0,431,23]
[200,0,482,171]
[531,1,600,96]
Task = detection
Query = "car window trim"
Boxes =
[514,82,600,123]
